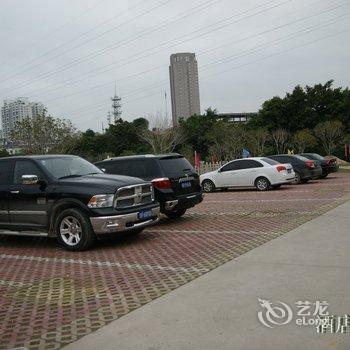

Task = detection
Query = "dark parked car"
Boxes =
[95,154,203,219]
[0,155,160,251]
[267,154,322,184]
[300,153,338,178]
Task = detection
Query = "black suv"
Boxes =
[267,154,322,184]
[0,155,160,251]
[95,154,203,219]
[300,153,338,178]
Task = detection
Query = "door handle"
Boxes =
[10,190,20,194]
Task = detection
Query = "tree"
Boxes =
[249,81,350,133]
[11,113,79,154]
[314,120,343,155]
[272,129,289,154]
[179,108,217,159]
[206,121,245,161]
[292,129,317,153]
[245,128,270,156]
[0,149,9,158]
[139,113,184,154]
[73,117,150,161]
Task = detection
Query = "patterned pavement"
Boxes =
[1,173,350,349]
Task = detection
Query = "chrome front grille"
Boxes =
[115,183,154,209]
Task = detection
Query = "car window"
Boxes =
[13,160,44,184]
[127,159,161,179]
[159,157,194,176]
[241,160,263,169]
[309,153,324,161]
[100,159,161,179]
[0,161,12,185]
[262,158,279,165]
[100,160,128,175]
[293,155,309,162]
[300,154,312,160]
[220,161,237,172]
[271,156,290,163]
[220,160,262,172]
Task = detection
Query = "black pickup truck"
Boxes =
[0,155,160,251]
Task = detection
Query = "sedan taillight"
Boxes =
[151,177,172,189]
[305,160,315,169]
[276,165,286,172]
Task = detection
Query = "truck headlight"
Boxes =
[87,194,114,208]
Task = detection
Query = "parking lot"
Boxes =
[1,172,350,350]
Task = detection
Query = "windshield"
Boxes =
[308,153,324,161]
[40,156,103,179]
[293,155,310,162]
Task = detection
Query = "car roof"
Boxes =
[226,157,268,161]
[268,154,295,157]
[98,153,183,162]
[0,154,77,161]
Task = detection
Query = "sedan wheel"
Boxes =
[255,177,270,191]
[202,180,215,193]
[294,172,301,184]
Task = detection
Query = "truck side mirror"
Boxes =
[22,175,38,185]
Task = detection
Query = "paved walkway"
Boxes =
[66,200,350,350]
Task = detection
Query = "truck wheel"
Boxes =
[202,179,215,193]
[255,177,271,191]
[164,208,186,219]
[56,208,95,251]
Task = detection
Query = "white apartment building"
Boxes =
[1,97,45,141]
[169,53,201,125]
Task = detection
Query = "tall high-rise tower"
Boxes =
[169,53,201,125]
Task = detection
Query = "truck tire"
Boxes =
[56,208,96,251]
[164,208,187,219]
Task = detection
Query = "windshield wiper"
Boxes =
[58,174,83,179]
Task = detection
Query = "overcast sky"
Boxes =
[0,0,349,131]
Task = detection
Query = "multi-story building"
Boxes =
[1,97,45,141]
[169,53,201,125]
[216,112,258,123]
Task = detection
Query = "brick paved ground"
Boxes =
[0,173,350,349]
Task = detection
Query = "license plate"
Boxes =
[138,210,153,220]
[181,181,192,188]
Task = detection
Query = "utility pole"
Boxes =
[107,111,112,125]
[111,82,122,123]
